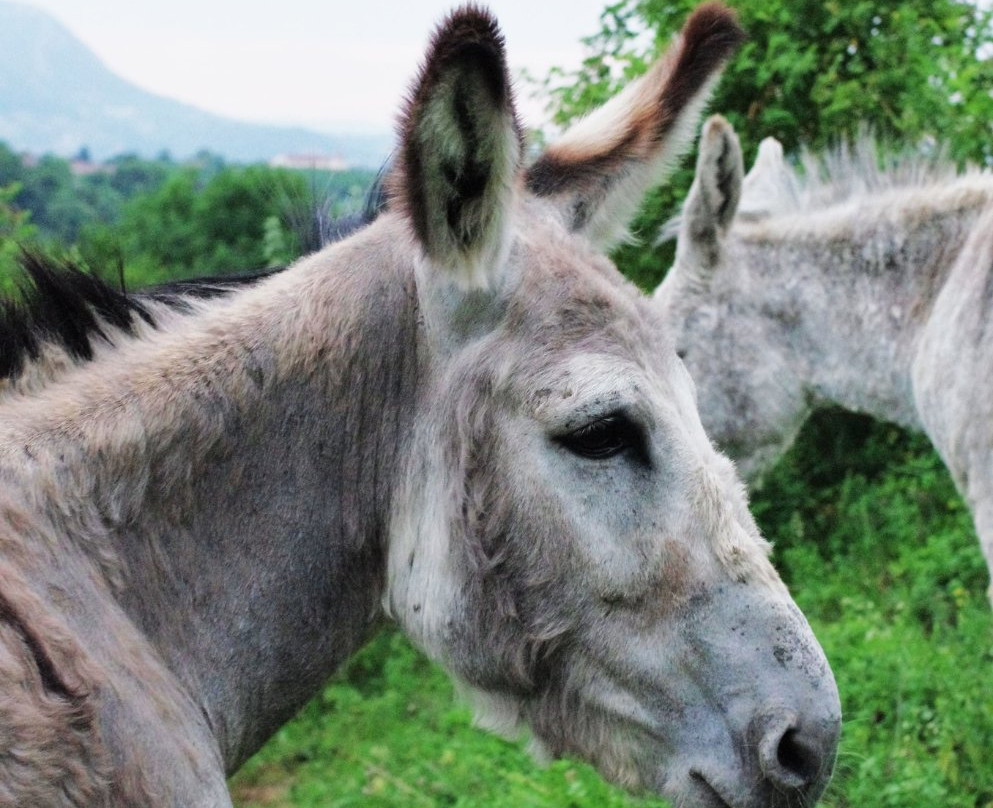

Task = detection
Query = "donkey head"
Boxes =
[384,9,839,807]
[655,116,810,481]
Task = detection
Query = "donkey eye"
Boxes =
[557,414,644,461]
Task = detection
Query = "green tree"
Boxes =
[106,153,172,198]
[0,142,25,188]
[80,164,312,286]
[0,181,38,293]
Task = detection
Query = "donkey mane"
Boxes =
[0,170,390,388]
[748,136,976,219]
[0,252,273,385]
[660,135,989,243]
[0,252,152,382]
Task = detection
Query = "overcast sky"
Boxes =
[18,0,611,134]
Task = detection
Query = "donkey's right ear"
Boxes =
[676,114,743,272]
[391,6,524,290]
[525,3,744,249]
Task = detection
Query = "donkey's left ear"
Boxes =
[526,2,744,249]
[392,6,524,289]
[675,114,743,272]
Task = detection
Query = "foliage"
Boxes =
[0,181,38,293]
[76,166,289,285]
[540,0,993,290]
[79,164,378,287]
[0,141,378,292]
[0,143,177,245]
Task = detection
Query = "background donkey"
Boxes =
[0,8,840,807]
[655,114,993,601]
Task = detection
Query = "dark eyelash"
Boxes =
[556,413,646,462]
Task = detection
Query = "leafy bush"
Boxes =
[0,180,38,292]
[756,414,993,808]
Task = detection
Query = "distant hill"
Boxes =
[0,2,392,166]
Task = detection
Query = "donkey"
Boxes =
[0,8,840,807]
[655,114,993,600]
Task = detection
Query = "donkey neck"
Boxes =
[0,216,423,770]
[733,180,993,428]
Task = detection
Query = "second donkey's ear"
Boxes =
[392,6,523,291]
[525,3,744,249]
[676,114,743,272]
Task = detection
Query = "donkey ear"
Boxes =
[525,2,744,248]
[737,136,793,219]
[392,6,524,289]
[676,114,743,272]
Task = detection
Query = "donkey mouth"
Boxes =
[688,771,737,808]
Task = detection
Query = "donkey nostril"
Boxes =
[758,721,827,792]
[776,728,818,784]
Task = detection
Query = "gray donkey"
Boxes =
[656,114,993,601]
[0,8,840,807]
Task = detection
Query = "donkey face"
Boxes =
[385,9,839,807]
[655,117,810,480]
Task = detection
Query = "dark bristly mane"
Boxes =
[0,251,152,381]
[144,268,283,305]
[0,252,277,385]
[0,169,390,386]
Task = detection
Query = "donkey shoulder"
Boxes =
[0,490,231,807]
[0,556,113,807]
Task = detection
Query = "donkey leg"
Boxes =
[969,495,993,607]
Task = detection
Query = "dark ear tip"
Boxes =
[438,4,502,39]
[702,115,739,150]
[681,2,748,60]
[430,4,507,71]
[401,3,512,124]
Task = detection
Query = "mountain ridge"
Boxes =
[0,2,392,166]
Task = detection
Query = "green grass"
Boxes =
[231,630,666,808]
[231,411,993,808]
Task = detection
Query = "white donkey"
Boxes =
[0,9,840,807]
[656,114,993,601]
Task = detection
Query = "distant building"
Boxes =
[69,158,114,177]
[17,151,114,177]
[269,153,348,171]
